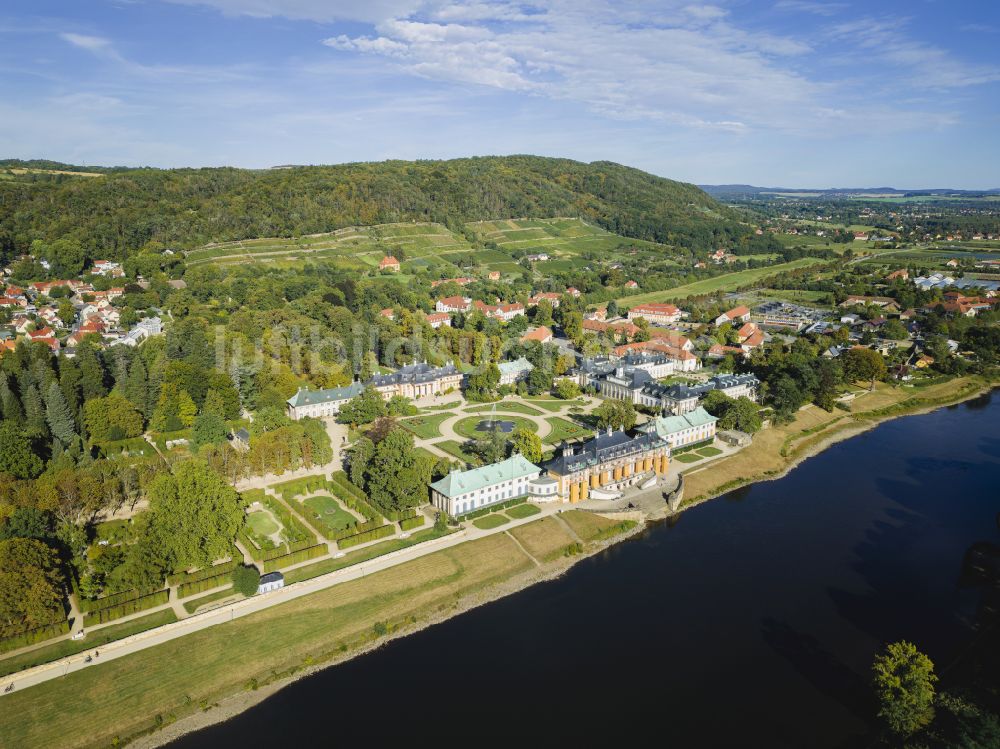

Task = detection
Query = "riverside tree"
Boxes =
[873,640,938,736]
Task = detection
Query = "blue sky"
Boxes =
[2,0,999,187]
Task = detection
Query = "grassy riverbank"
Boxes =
[0,512,630,749]
[681,375,996,505]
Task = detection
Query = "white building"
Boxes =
[498,357,534,386]
[435,296,472,313]
[627,303,683,325]
[429,455,555,516]
[257,571,284,594]
[637,407,718,448]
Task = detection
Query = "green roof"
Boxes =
[498,357,534,377]
[638,407,717,438]
[287,381,365,408]
[430,454,541,499]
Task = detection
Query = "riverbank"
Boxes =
[0,512,643,749]
[1,376,994,749]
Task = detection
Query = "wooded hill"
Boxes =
[0,156,741,261]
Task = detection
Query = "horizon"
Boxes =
[2,1,999,188]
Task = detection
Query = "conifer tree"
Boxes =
[44,381,78,446]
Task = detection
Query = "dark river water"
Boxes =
[170,393,1000,749]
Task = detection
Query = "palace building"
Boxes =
[541,427,670,503]
[429,455,556,517]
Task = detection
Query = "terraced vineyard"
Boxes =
[185,217,678,274]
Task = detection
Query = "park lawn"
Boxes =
[246,510,280,538]
[433,439,481,466]
[183,588,240,616]
[412,446,439,462]
[398,412,452,440]
[472,514,509,530]
[0,529,559,749]
[542,416,591,444]
[301,495,357,537]
[559,510,623,542]
[422,400,463,411]
[505,503,542,520]
[509,517,575,561]
[282,526,454,584]
[0,610,178,679]
[616,258,828,304]
[453,415,537,440]
[697,446,723,457]
[674,453,702,464]
[463,401,544,416]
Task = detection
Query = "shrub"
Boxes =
[337,524,395,550]
[177,572,232,598]
[0,621,70,654]
[83,590,170,626]
[232,565,261,597]
[400,515,425,532]
[261,544,327,573]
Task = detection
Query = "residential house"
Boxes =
[379,256,400,272]
[424,312,451,329]
[435,296,472,313]
[627,303,682,325]
[520,326,553,344]
[498,357,534,386]
[714,306,751,327]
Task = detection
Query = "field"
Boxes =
[463,401,544,416]
[432,439,481,466]
[465,217,670,258]
[183,588,239,615]
[616,258,829,304]
[505,503,541,519]
[559,510,622,541]
[0,520,612,749]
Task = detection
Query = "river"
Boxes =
[169,393,1000,748]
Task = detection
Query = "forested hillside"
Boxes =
[0,156,739,261]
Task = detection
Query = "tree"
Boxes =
[386,395,417,417]
[873,641,937,736]
[0,421,43,478]
[465,363,501,401]
[594,399,636,431]
[606,299,619,318]
[842,347,887,390]
[363,428,433,512]
[0,537,64,637]
[0,508,53,542]
[527,366,553,395]
[881,319,909,341]
[147,459,245,569]
[192,412,228,448]
[232,565,261,597]
[44,381,77,446]
[474,426,508,464]
[348,436,374,488]
[83,392,144,443]
[337,386,386,425]
[554,378,581,399]
[510,426,542,463]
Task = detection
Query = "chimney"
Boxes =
[606,425,613,436]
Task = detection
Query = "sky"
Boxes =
[2,0,999,188]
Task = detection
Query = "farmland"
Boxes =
[617,257,829,304]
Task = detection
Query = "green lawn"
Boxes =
[505,503,542,519]
[472,514,510,530]
[0,610,178,679]
[616,258,828,304]
[282,526,455,584]
[542,416,591,445]
[463,401,544,416]
[398,412,452,440]
[246,510,280,538]
[433,439,481,466]
[422,400,463,411]
[524,397,585,412]
[674,453,702,463]
[183,588,239,615]
[697,446,723,457]
[453,415,537,440]
[301,495,357,538]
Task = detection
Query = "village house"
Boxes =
[435,296,472,313]
[498,357,534,386]
[528,292,561,308]
[626,302,682,325]
[488,271,501,281]
[714,305,752,327]
[520,326,553,344]
[474,300,526,322]
[378,256,400,272]
[839,295,901,312]
[424,312,451,329]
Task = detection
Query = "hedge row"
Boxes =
[327,476,382,523]
[262,544,327,573]
[242,496,319,562]
[399,515,425,532]
[78,587,149,614]
[331,517,384,542]
[271,475,328,502]
[177,572,232,599]
[0,621,70,654]
[460,495,528,520]
[167,551,241,587]
[83,590,170,626]
[337,524,395,550]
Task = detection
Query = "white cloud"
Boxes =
[773,0,847,16]
[59,32,114,53]
[162,0,424,23]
